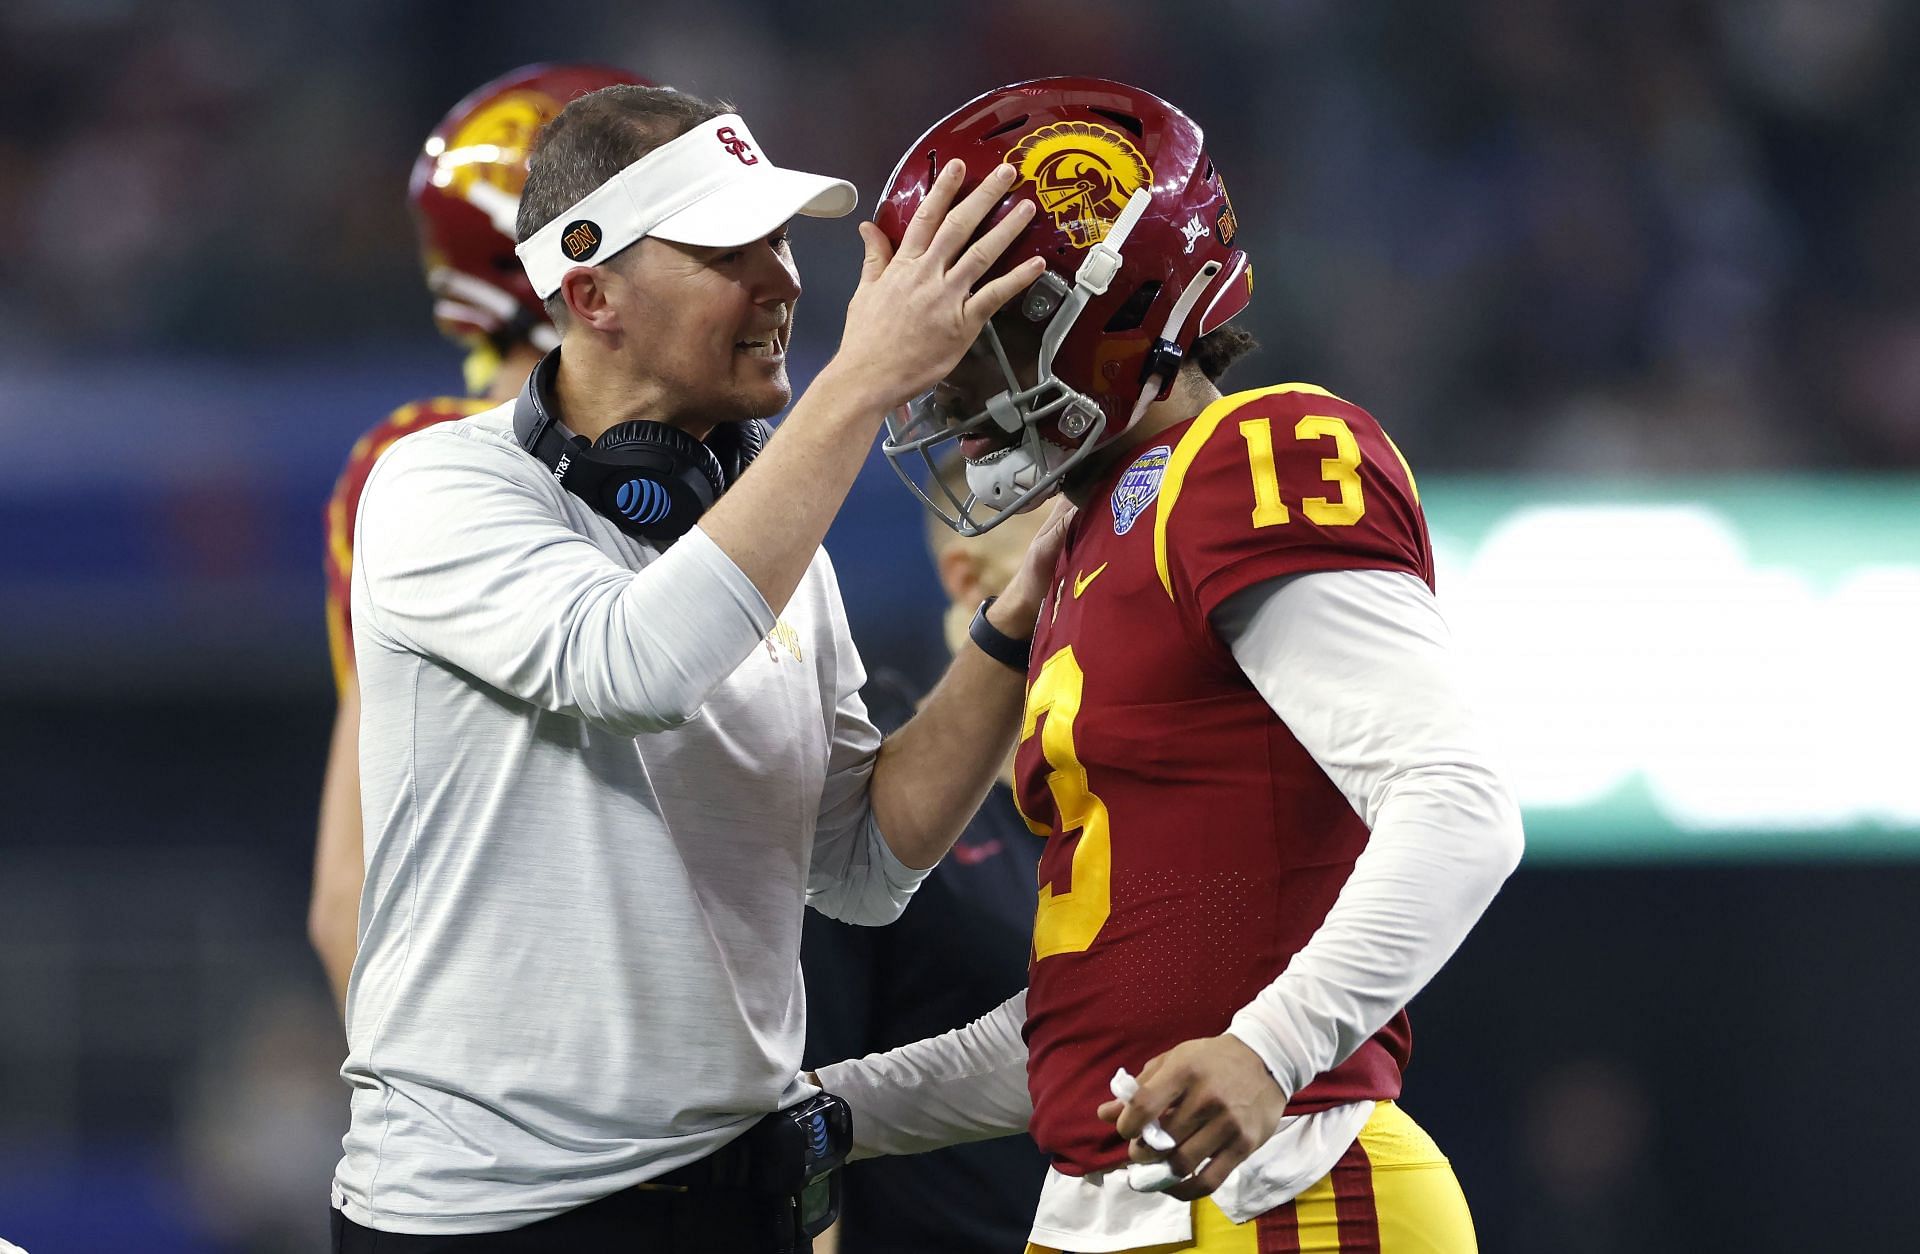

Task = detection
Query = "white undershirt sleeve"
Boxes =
[354,431,775,737]
[1212,569,1524,1097]
[813,991,1032,1159]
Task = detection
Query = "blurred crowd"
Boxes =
[3,0,1917,473]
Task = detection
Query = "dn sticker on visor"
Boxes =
[560,219,602,262]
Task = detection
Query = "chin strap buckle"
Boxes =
[1077,243,1123,296]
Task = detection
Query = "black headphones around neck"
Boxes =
[513,348,768,543]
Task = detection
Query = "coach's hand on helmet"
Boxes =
[829,160,1047,414]
[1097,1034,1291,1201]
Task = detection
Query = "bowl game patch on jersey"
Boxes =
[1111,444,1170,536]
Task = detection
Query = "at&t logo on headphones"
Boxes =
[616,478,672,526]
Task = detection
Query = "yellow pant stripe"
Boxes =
[1292,1170,1344,1251]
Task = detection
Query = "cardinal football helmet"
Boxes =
[409,63,650,382]
[877,77,1251,534]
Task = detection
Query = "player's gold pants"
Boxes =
[1025,1102,1476,1254]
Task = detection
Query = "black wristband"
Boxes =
[968,596,1032,673]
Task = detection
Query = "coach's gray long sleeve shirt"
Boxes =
[330,404,924,1234]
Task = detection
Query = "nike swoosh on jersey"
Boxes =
[1073,564,1109,597]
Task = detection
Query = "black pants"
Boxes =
[331,1186,810,1253]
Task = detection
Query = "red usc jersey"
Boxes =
[1014,383,1434,1175]
[323,397,491,696]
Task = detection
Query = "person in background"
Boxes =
[309,63,647,1013]
[801,453,1051,1254]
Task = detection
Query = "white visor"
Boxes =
[516,113,857,299]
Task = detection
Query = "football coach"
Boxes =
[329,84,1064,1253]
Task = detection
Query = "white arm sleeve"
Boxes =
[354,431,775,736]
[814,991,1032,1159]
[1213,569,1524,1097]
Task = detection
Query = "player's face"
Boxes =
[609,226,801,428]
[936,311,1044,463]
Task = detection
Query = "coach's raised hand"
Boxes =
[699,161,1041,615]
[828,160,1045,414]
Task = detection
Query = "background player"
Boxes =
[309,63,645,1011]
[819,78,1525,1253]
[801,453,1050,1254]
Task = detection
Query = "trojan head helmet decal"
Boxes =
[429,89,555,202]
[1007,121,1153,249]
[408,63,650,368]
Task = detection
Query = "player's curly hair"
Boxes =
[517,85,734,325]
[1189,323,1258,383]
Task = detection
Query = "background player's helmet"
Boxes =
[409,63,649,371]
[878,77,1252,534]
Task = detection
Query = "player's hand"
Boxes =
[831,160,1047,413]
[985,498,1074,642]
[1096,1034,1290,1201]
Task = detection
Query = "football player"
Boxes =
[309,64,647,1012]
[816,78,1524,1253]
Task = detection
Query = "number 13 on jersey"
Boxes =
[1017,647,1114,960]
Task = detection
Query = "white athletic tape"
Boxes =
[1111,1066,1208,1194]
[1109,1066,1176,1150]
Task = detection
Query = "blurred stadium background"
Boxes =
[2,0,1917,1249]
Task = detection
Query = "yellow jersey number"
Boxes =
[1018,646,1114,959]
[1237,414,1368,527]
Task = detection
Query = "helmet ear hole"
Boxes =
[1103,281,1162,333]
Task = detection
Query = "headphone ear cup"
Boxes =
[712,419,770,486]
[591,421,727,539]
[594,422,727,498]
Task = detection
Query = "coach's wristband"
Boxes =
[969,597,1032,673]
